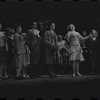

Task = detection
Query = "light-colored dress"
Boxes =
[66,31,84,62]
[57,40,69,64]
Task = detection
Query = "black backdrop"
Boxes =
[0,1,100,36]
[0,2,100,99]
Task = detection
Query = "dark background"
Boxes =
[0,1,100,36]
[0,2,100,100]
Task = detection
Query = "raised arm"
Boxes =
[78,32,89,42]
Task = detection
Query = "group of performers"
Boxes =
[0,21,99,80]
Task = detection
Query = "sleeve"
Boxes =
[26,30,31,48]
[14,34,20,53]
[78,32,89,42]
[55,32,58,45]
[3,34,7,49]
[78,32,84,40]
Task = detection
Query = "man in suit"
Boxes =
[0,23,7,80]
[14,23,25,79]
[87,30,100,74]
[44,23,58,78]
[26,22,41,78]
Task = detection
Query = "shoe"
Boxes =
[25,74,30,78]
[73,74,76,77]
[91,72,94,75]
[49,75,54,78]
[1,77,6,80]
[15,76,25,80]
[30,75,36,79]
[77,73,82,76]
[53,75,57,77]
[34,75,41,78]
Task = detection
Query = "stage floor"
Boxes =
[0,75,100,100]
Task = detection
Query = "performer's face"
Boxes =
[22,33,26,38]
[50,23,55,31]
[18,26,22,33]
[92,30,97,38]
[82,31,87,37]
[33,22,37,29]
[58,36,62,41]
[70,25,75,31]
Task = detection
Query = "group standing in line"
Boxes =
[0,22,99,80]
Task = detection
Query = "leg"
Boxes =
[0,55,6,79]
[76,61,82,76]
[16,67,22,77]
[47,64,56,78]
[72,61,76,76]
[16,54,23,78]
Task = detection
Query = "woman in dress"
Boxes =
[65,24,90,76]
[56,35,69,74]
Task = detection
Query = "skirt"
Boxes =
[69,45,84,62]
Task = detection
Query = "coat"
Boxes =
[44,30,58,64]
[26,29,41,65]
[14,33,26,68]
[14,33,26,54]
[86,36,100,61]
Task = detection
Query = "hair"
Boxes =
[91,29,98,36]
[49,22,55,27]
[22,33,26,37]
[31,22,37,28]
[13,23,20,32]
[6,28,14,37]
[67,24,75,31]
[58,35,63,41]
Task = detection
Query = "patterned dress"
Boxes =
[57,40,67,64]
[66,31,84,62]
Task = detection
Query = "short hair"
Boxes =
[67,24,75,31]
[5,28,11,33]
[6,28,14,36]
[22,33,26,37]
[13,23,20,31]
[91,29,98,36]
[49,22,55,27]
[58,35,63,41]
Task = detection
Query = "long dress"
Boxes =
[66,31,84,62]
